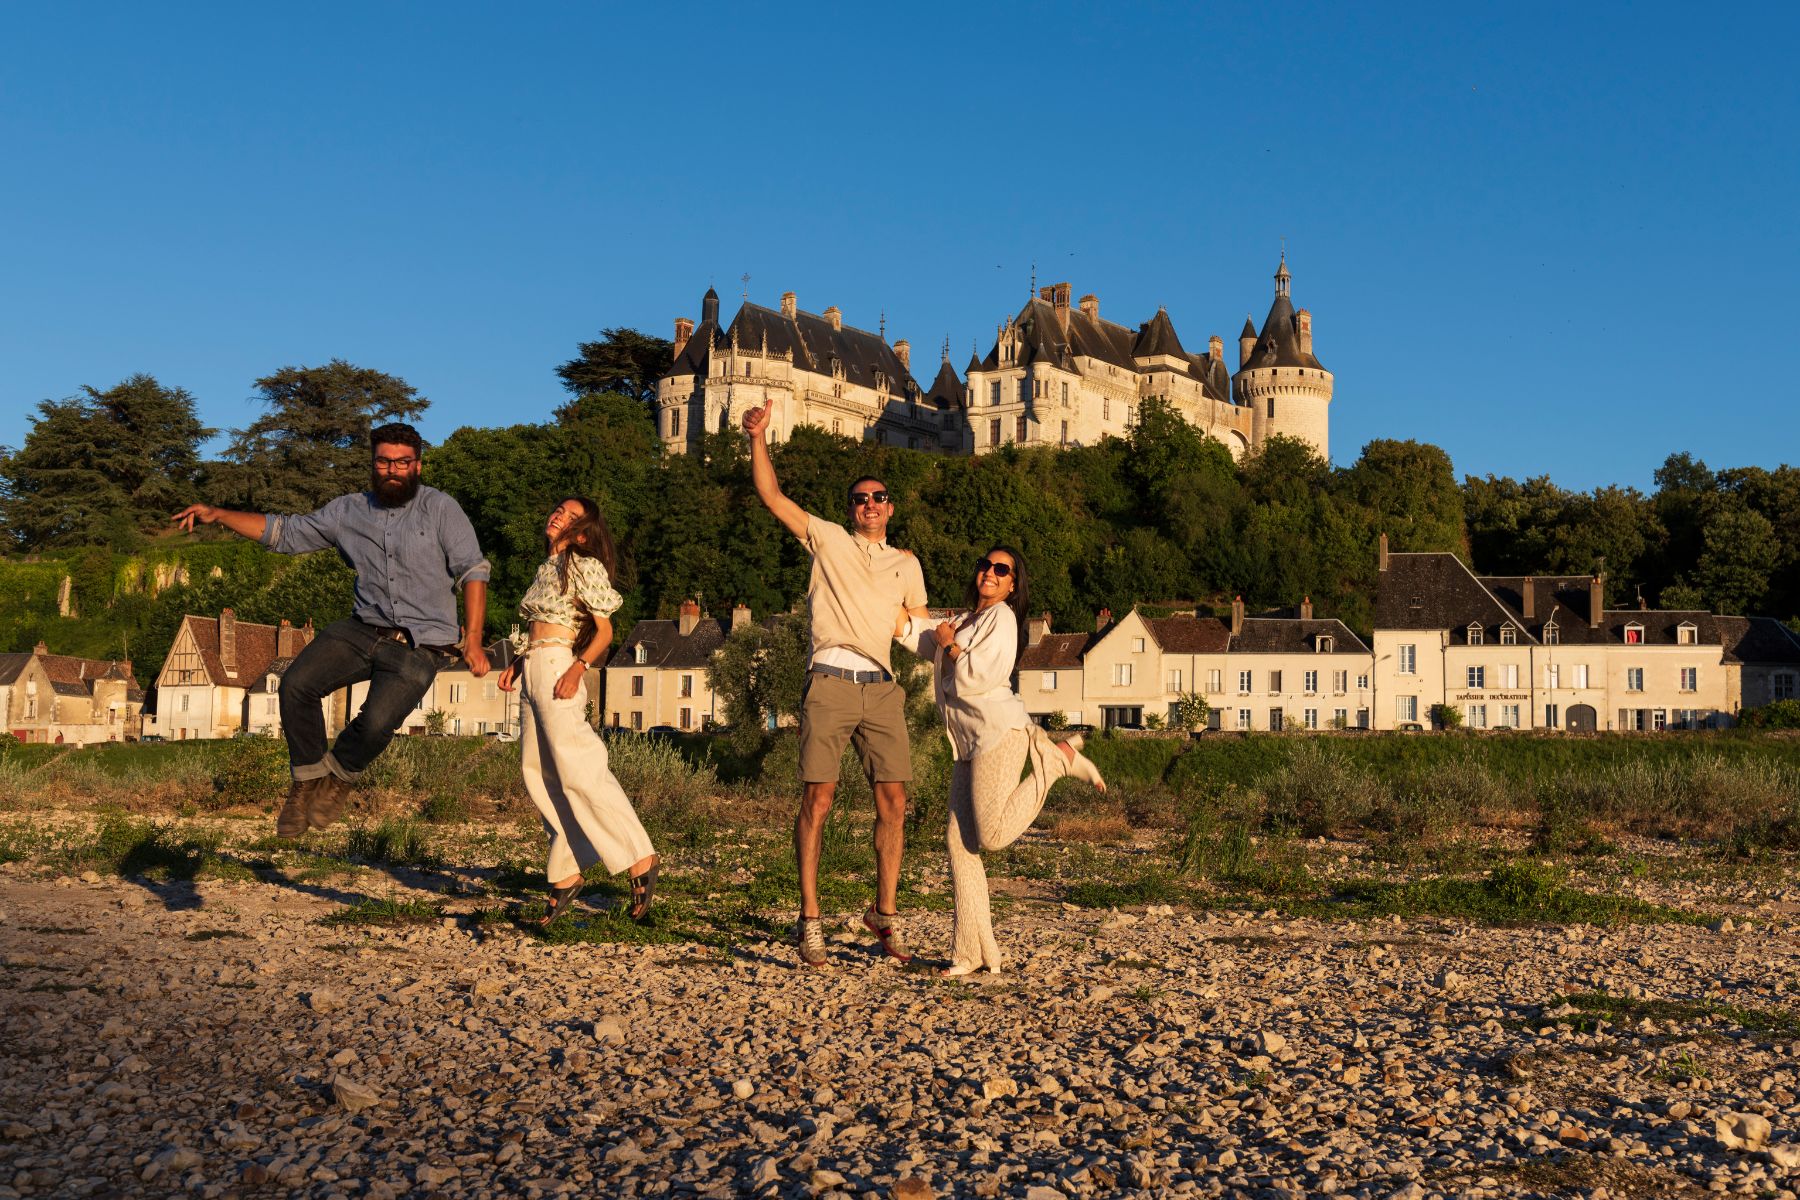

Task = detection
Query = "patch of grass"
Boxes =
[1656,1048,1712,1083]
[344,819,438,869]
[61,812,258,882]
[1560,990,1800,1037]
[1063,868,1184,909]
[418,793,470,824]
[184,929,251,942]
[319,896,444,927]
[1332,862,1707,927]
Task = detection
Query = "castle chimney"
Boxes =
[1300,596,1313,621]
[219,608,238,675]
[278,618,301,657]
[1589,575,1604,629]
[1095,607,1112,632]
[1078,294,1099,321]
[1208,334,1224,364]
[894,339,910,370]
[1297,308,1313,357]
[1027,612,1050,647]
[1231,595,1245,637]
[780,291,797,320]
[1378,532,1390,572]
[1239,317,1257,369]
[673,316,694,359]
[678,598,700,638]
[1522,578,1535,621]
[731,603,751,633]
[823,306,842,331]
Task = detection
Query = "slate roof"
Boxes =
[925,356,966,409]
[608,616,731,671]
[1718,616,1800,665]
[1376,554,1529,640]
[1230,618,1369,655]
[1144,615,1231,654]
[1132,308,1187,360]
[664,299,925,400]
[0,653,30,686]
[1240,290,1325,372]
[1018,632,1091,670]
[1479,573,1734,648]
[981,296,1232,401]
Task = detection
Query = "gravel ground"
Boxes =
[2,851,1798,1200]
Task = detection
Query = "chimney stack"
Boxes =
[1078,294,1099,321]
[1522,578,1535,621]
[731,602,751,633]
[823,306,842,331]
[1231,595,1245,637]
[278,618,301,657]
[1095,607,1112,632]
[1300,596,1313,621]
[1027,612,1050,646]
[1297,308,1313,357]
[1209,333,1224,364]
[1378,532,1390,572]
[219,608,238,675]
[673,316,694,359]
[1589,575,1604,629]
[33,640,47,656]
[678,598,700,638]
[894,339,910,370]
[780,291,797,320]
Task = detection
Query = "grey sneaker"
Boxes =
[275,778,319,839]
[795,916,829,968]
[305,775,352,830]
[862,906,913,963]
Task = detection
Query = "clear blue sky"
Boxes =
[3,2,1795,492]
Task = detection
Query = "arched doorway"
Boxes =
[1566,704,1597,733]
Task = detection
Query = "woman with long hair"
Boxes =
[497,497,659,924]
[902,545,1104,976]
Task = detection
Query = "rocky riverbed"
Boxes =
[2,855,1798,1200]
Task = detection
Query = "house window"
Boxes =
[1207,669,1222,693]
[1624,624,1644,645]
[1303,670,1319,693]
[631,676,644,697]
[1236,709,1252,730]
[448,683,466,703]
[1060,421,1069,446]
[1467,624,1484,646]
[1112,663,1133,686]
[1269,670,1283,693]
[679,707,692,729]
[989,418,1001,445]
[1238,670,1253,693]
[1466,666,1486,689]
[179,694,190,713]
[484,682,498,700]
[1269,709,1284,732]
[1499,625,1517,645]
[1132,638,1146,653]
[1774,672,1797,700]
[1167,669,1182,693]
[452,718,463,734]
[1680,667,1698,692]
[1652,710,1668,731]
[1468,704,1488,729]
[1544,622,1560,645]
[1303,708,1318,730]
[1500,704,1520,728]
[1356,674,1369,689]
[990,381,1001,405]
[1573,664,1590,689]
[1500,664,1519,689]
[1546,703,1560,728]
[1061,381,1069,404]
[634,645,648,665]
[1016,415,1028,442]
[1042,671,1057,691]
[680,674,694,698]
[1333,670,1348,692]
[1626,667,1644,692]
[630,712,642,731]
[1397,695,1419,723]
[1677,623,1697,645]
[1546,664,1560,689]
[1333,708,1348,728]
[1398,645,1416,674]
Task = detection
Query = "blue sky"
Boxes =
[3,2,1795,492]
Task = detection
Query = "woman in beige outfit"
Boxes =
[497,498,658,925]
[903,546,1104,976]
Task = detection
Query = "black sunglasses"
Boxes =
[849,490,890,506]
[975,558,1013,578]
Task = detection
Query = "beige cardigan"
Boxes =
[903,603,1030,761]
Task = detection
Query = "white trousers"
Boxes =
[520,645,655,882]
[946,725,1068,973]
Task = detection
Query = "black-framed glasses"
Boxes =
[374,455,419,472]
[849,490,890,506]
[975,558,1013,578]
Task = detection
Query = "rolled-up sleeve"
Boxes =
[573,557,623,619]
[438,498,491,586]
[260,499,343,555]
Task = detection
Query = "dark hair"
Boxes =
[549,497,618,588]
[846,476,888,509]
[964,545,1029,671]
[369,423,425,456]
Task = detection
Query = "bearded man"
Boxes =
[173,423,491,836]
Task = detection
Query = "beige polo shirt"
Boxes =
[802,513,927,675]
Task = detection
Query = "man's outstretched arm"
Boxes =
[742,404,808,540]
[172,505,267,541]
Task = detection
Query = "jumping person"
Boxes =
[172,423,491,836]
[901,546,1105,977]
[742,402,926,967]
[496,497,659,924]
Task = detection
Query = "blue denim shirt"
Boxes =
[261,485,491,648]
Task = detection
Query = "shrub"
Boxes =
[1256,739,1376,838]
[1429,704,1463,730]
[1740,699,1800,730]
[1172,692,1209,733]
[208,736,290,810]
[345,819,437,867]
[1044,711,1068,732]
[605,731,719,848]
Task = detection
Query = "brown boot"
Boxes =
[276,778,320,839]
[305,774,352,830]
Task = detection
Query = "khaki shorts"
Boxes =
[798,672,912,785]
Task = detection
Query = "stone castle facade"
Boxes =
[655,256,1331,462]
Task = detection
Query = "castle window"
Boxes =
[1269,397,1276,418]
[990,381,1001,406]
[744,362,751,376]
[1103,398,1111,421]
[1017,379,1026,403]
[670,410,681,438]
[1015,415,1028,442]
[989,418,1001,446]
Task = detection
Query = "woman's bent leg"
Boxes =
[974,727,1066,853]
[946,760,1002,973]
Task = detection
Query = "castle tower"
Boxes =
[1231,253,1333,460]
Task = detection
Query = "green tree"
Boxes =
[554,328,672,406]
[1695,501,1778,615]
[1339,439,1464,554]
[214,360,427,512]
[1173,691,1210,731]
[706,604,811,749]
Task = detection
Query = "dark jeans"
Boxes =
[279,619,452,781]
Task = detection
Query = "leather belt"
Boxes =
[809,663,891,684]
[365,624,458,656]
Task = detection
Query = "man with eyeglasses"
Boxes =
[172,423,491,837]
[743,403,927,967]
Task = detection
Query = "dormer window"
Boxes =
[1623,622,1644,645]
[1676,622,1697,645]
[1409,594,1425,609]
[1499,624,1517,646]
[633,645,648,665]
[1466,623,1484,646]
[1315,635,1334,653]
[1543,620,1560,646]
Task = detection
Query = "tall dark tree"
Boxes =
[214,360,427,513]
[554,328,672,405]
[0,375,212,549]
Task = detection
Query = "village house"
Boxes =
[0,643,144,745]
[144,610,316,741]
[605,601,748,732]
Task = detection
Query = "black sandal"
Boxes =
[536,879,584,928]
[628,858,661,921]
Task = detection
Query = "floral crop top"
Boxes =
[517,553,623,630]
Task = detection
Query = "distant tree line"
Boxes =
[1,331,1795,682]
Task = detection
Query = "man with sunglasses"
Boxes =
[743,403,927,967]
[173,423,491,838]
